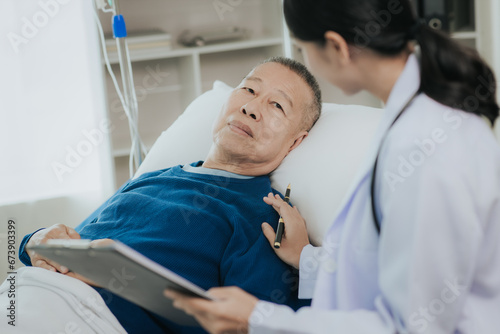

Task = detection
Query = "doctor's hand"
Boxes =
[26,223,81,274]
[262,193,310,269]
[164,286,258,334]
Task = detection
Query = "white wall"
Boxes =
[0,0,114,281]
[476,0,500,140]
[492,1,500,140]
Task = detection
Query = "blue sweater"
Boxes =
[19,162,308,333]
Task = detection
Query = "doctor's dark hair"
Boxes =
[261,56,322,131]
[284,0,499,125]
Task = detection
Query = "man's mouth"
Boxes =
[228,121,254,138]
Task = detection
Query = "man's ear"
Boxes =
[287,130,309,154]
[324,31,351,66]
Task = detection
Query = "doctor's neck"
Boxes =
[358,50,411,104]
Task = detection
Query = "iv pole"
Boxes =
[110,0,146,175]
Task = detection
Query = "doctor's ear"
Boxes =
[324,31,352,65]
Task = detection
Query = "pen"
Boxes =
[274,184,291,249]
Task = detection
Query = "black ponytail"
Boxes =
[284,0,499,125]
[415,24,498,125]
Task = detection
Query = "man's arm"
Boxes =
[19,228,45,266]
[18,180,131,267]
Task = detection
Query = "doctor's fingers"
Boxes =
[265,197,305,227]
[197,287,256,334]
[263,193,294,215]
[167,291,221,330]
[166,289,213,315]
[166,287,256,334]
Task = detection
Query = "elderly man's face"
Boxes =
[211,62,311,171]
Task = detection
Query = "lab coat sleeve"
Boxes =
[249,298,397,334]
[298,245,321,299]
[249,246,398,333]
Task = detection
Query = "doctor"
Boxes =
[165,0,500,333]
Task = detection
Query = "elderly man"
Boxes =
[13,56,322,333]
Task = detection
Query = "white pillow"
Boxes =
[135,81,383,245]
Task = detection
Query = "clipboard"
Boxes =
[28,239,213,326]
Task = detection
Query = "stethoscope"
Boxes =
[370,89,421,234]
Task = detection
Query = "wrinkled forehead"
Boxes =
[241,62,312,108]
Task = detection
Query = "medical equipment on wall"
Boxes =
[94,0,147,178]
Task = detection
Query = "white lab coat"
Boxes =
[248,54,500,333]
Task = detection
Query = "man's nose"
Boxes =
[241,101,261,121]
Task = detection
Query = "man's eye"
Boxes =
[273,102,284,112]
[244,87,255,94]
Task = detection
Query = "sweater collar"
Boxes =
[182,161,255,179]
